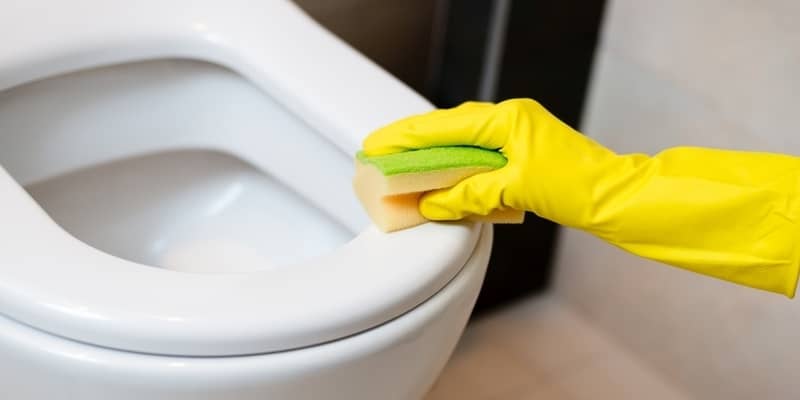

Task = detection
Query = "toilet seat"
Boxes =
[0,0,486,356]
[0,174,481,356]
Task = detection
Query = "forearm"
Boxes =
[581,146,800,297]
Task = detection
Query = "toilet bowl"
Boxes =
[0,1,492,399]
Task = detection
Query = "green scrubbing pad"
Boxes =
[355,146,508,175]
[353,146,525,232]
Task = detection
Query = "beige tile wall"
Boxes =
[426,297,690,400]
[555,1,800,399]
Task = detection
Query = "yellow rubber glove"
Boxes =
[363,98,800,297]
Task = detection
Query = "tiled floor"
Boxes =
[425,296,691,400]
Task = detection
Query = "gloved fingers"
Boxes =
[362,101,507,156]
[418,169,510,220]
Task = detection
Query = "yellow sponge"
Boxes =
[353,146,525,232]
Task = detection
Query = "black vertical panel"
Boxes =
[432,0,607,315]
[473,0,606,315]
[496,0,607,125]
[428,2,494,107]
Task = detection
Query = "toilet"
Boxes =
[0,1,493,399]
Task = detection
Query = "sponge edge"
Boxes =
[353,147,525,232]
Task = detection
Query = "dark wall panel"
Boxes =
[434,0,608,315]
[294,0,437,93]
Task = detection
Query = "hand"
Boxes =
[363,98,623,228]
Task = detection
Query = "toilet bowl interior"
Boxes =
[25,149,353,273]
[0,59,367,273]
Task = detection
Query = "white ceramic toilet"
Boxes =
[0,1,494,399]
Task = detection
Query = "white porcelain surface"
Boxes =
[0,224,491,400]
[0,0,485,359]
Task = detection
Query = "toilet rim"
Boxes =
[0,0,487,357]
[0,171,483,356]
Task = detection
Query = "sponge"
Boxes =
[353,146,525,232]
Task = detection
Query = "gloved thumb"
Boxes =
[419,169,511,221]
